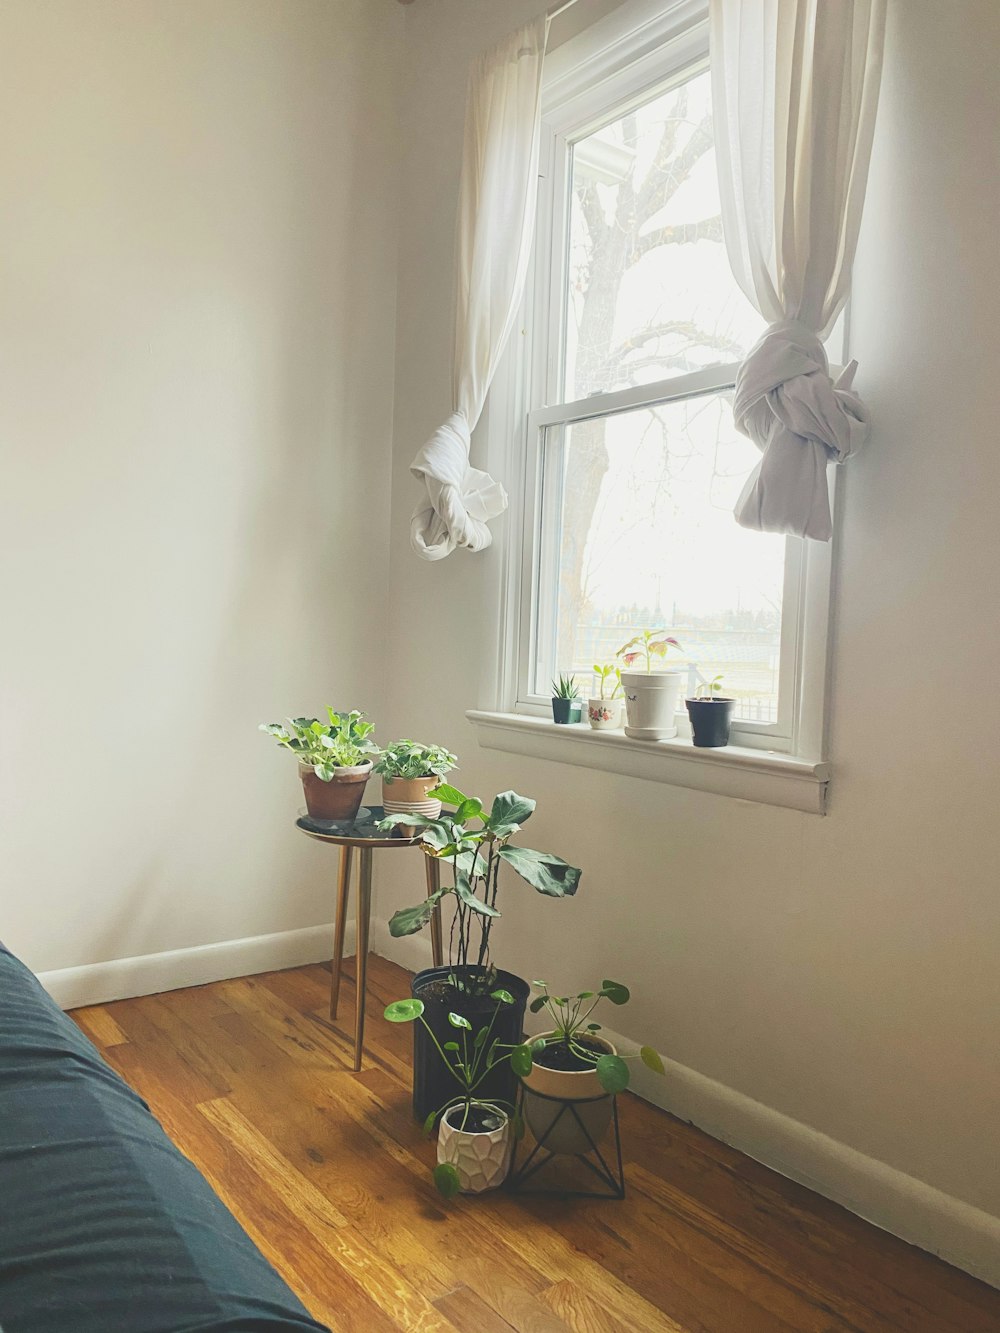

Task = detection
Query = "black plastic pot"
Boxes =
[551,698,583,724]
[685,697,735,748]
[410,966,530,1123]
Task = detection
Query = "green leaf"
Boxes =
[455,797,484,823]
[387,894,441,938]
[497,845,582,897]
[430,783,468,809]
[423,1109,439,1136]
[600,980,630,1006]
[447,1012,472,1030]
[487,791,536,832]
[576,991,595,1000]
[509,1043,533,1077]
[530,1037,547,1057]
[512,1109,526,1141]
[378,811,436,832]
[528,996,547,1014]
[640,1045,665,1075]
[384,998,424,1023]
[433,1162,462,1199]
[490,989,515,1005]
[596,1053,630,1094]
[456,871,499,917]
[314,763,335,782]
[473,1027,488,1048]
[586,1022,602,1031]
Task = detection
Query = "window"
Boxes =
[494,3,835,762]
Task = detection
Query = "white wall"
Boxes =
[378,0,1000,1279]
[0,1,402,975]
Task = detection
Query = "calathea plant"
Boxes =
[379,785,581,994]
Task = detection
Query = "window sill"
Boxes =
[466,711,829,815]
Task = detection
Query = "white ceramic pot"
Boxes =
[381,775,442,819]
[587,697,623,730]
[520,1031,616,1155]
[436,1102,513,1193]
[620,670,683,740]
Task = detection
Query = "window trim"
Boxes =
[483,0,836,795]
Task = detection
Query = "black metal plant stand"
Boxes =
[506,1086,625,1199]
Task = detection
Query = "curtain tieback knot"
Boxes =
[409,411,509,561]
[731,320,870,542]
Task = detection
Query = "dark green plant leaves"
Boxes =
[490,989,515,1005]
[487,790,536,834]
[498,845,581,896]
[387,892,442,937]
[447,1012,472,1030]
[640,1045,665,1075]
[423,1109,439,1136]
[509,1043,534,1077]
[596,1053,630,1094]
[456,871,499,917]
[443,1040,459,1051]
[433,1162,462,1199]
[529,996,547,1014]
[429,783,467,809]
[384,998,424,1023]
[455,797,484,823]
[601,980,630,1005]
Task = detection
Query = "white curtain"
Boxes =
[410,16,549,561]
[710,0,886,541]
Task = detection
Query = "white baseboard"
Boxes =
[370,929,1000,1290]
[38,921,349,1011]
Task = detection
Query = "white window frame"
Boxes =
[475,0,836,810]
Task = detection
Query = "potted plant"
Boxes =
[587,663,623,730]
[550,674,583,724]
[384,990,533,1197]
[379,784,581,1122]
[685,676,736,748]
[375,740,458,819]
[521,979,665,1155]
[259,709,377,823]
[616,629,685,740]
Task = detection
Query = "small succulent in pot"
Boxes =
[384,990,534,1196]
[685,675,736,748]
[550,673,583,725]
[588,663,623,730]
[375,740,458,819]
[260,709,377,822]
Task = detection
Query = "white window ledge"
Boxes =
[466,711,829,815]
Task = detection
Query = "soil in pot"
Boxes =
[411,966,529,1123]
[443,1103,505,1134]
[521,1033,615,1155]
[685,697,735,748]
[299,762,372,822]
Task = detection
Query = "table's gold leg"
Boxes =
[427,854,444,968]
[353,846,373,1072]
[330,846,353,1020]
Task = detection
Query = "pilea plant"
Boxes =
[528,979,665,1094]
[384,990,533,1198]
[379,785,581,995]
[549,673,580,700]
[592,663,623,700]
[259,709,377,779]
[616,629,683,673]
[374,740,457,782]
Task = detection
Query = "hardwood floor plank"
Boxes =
[434,1287,517,1333]
[72,1004,129,1049]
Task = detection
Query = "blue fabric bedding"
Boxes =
[0,944,329,1333]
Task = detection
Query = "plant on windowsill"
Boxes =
[685,675,736,749]
[520,979,664,1156]
[550,673,583,724]
[384,990,534,1197]
[374,740,458,820]
[379,784,581,1123]
[587,663,623,730]
[616,629,685,741]
[259,709,377,823]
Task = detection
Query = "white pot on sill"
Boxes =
[620,670,683,740]
[587,697,623,730]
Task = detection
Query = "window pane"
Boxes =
[564,68,763,401]
[536,393,785,725]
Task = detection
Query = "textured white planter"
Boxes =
[436,1102,513,1193]
[620,670,683,740]
[587,697,623,730]
[520,1031,616,1155]
[381,775,442,819]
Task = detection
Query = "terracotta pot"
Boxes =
[381,774,442,819]
[521,1030,616,1155]
[437,1102,513,1193]
[299,761,372,822]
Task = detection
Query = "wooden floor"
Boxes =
[71,957,1000,1333]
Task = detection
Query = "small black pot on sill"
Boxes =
[685,697,735,748]
[410,965,530,1122]
[551,698,583,724]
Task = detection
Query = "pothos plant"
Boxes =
[616,630,683,673]
[384,989,533,1198]
[259,709,377,779]
[379,785,582,995]
[528,979,665,1094]
[374,740,457,782]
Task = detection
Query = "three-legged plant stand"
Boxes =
[506,1086,625,1199]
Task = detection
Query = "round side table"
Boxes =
[297,806,443,1070]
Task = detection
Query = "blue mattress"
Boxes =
[0,944,329,1332]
